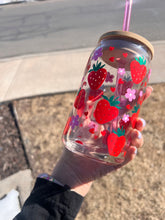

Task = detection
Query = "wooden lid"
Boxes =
[98,30,154,59]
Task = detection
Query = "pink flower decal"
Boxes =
[122,114,130,123]
[125,88,136,102]
[139,90,143,97]
[88,121,98,133]
[118,68,126,76]
[89,121,98,129]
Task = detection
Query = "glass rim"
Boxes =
[98,30,154,59]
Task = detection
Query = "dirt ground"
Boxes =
[0,104,28,180]
[12,83,165,220]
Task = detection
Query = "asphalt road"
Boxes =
[0,0,165,58]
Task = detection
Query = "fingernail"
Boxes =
[141,118,146,127]
[137,131,142,139]
[150,86,153,92]
[134,147,138,155]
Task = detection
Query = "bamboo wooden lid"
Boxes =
[98,30,154,59]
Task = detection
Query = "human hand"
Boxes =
[52,86,153,196]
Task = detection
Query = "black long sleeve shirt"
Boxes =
[14,178,84,220]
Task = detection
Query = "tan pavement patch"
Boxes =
[1,48,92,103]
[13,83,165,219]
[152,41,165,82]
[0,169,33,205]
[0,59,22,102]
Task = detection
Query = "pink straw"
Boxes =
[123,0,133,31]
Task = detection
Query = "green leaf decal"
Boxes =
[132,104,140,113]
[135,56,146,65]
[112,127,125,137]
[89,60,105,72]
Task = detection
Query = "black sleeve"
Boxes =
[13,178,84,220]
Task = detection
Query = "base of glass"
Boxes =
[64,140,125,165]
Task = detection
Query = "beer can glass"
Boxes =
[62,31,154,164]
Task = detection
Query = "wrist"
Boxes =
[70,182,93,197]
[51,148,93,196]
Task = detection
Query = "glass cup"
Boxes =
[62,31,154,164]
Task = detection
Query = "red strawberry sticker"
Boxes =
[88,61,107,90]
[94,95,121,124]
[74,89,86,109]
[126,104,132,110]
[130,56,147,84]
[101,130,107,136]
[123,53,128,58]
[109,46,115,51]
[89,128,95,134]
[118,78,124,84]
[109,57,115,62]
[110,87,116,92]
[107,127,126,157]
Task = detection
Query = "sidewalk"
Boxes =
[0,41,165,103]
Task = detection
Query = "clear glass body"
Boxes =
[62,33,152,164]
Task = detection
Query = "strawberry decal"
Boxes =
[94,95,120,124]
[88,61,107,90]
[118,75,133,95]
[131,103,140,128]
[107,127,126,157]
[74,89,85,109]
[130,56,147,84]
